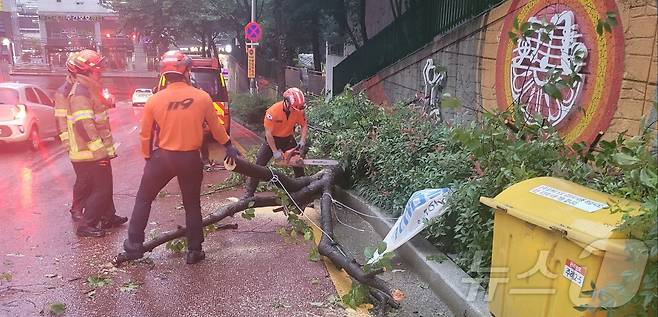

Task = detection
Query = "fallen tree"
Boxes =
[112,157,401,313]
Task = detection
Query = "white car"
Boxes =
[0,83,58,151]
[131,88,153,107]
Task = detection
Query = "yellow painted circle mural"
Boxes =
[495,0,624,144]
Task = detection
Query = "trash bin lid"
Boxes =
[481,177,640,253]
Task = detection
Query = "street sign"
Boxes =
[247,46,256,79]
[244,21,263,43]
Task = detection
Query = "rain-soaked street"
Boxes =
[0,101,345,317]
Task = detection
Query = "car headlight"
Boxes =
[14,104,27,120]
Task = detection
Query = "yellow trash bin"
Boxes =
[480,177,646,317]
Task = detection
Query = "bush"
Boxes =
[229,93,276,135]
[307,89,657,314]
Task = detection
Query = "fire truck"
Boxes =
[156,57,231,134]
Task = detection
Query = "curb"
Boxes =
[334,187,491,317]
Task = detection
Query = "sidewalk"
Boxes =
[227,122,456,316]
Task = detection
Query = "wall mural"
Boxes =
[422,58,447,120]
[496,0,624,144]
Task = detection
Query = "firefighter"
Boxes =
[123,50,239,265]
[243,87,308,198]
[62,49,127,237]
[54,56,80,221]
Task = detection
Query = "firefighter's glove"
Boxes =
[273,150,284,161]
[224,141,240,165]
[296,140,308,156]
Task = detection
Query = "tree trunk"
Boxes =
[311,13,322,72]
[210,35,220,60]
[112,157,401,311]
[202,32,208,57]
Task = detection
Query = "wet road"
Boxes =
[0,102,344,317]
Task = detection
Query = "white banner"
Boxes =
[368,188,451,264]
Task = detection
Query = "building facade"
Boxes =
[15,0,133,70]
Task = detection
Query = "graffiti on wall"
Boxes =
[511,10,588,126]
[496,0,624,144]
[422,58,447,120]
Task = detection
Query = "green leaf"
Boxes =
[442,96,461,109]
[512,17,519,30]
[303,229,313,241]
[540,32,551,43]
[521,22,530,33]
[120,281,141,293]
[308,245,320,262]
[613,153,640,166]
[508,31,518,44]
[376,241,387,254]
[543,83,563,100]
[241,208,256,220]
[165,238,187,253]
[607,12,618,26]
[247,201,255,208]
[596,21,604,36]
[341,282,370,308]
[86,275,112,288]
[640,168,657,189]
[364,246,375,260]
[46,303,66,316]
[603,22,612,33]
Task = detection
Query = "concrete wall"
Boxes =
[353,0,658,144]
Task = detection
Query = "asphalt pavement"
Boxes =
[0,99,454,317]
[0,101,345,317]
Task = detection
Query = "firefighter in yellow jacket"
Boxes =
[56,49,127,237]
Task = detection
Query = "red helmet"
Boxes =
[283,87,305,111]
[159,50,192,76]
[66,49,104,74]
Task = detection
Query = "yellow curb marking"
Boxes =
[305,206,372,316]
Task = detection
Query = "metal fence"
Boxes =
[333,0,503,94]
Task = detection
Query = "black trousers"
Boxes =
[71,160,114,227]
[71,161,117,218]
[128,149,204,251]
[244,135,304,195]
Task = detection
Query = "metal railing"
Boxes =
[333,0,503,94]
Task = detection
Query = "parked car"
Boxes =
[0,83,58,151]
[131,88,153,107]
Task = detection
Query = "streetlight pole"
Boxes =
[249,0,255,95]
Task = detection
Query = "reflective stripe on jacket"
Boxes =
[63,75,115,162]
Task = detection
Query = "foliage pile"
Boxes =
[306,89,657,314]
